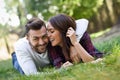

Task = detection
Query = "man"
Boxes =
[12,17,102,75]
[12,18,51,75]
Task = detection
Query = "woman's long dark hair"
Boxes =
[49,14,76,61]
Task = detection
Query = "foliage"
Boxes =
[3,0,120,38]
[0,35,120,80]
[23,0,104,20]
[52,0,104,19]
[24,0,53,20]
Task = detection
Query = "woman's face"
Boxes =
[47,22,63,47]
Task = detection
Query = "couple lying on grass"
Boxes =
[12,13,103,75]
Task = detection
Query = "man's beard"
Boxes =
[29,42,48,54]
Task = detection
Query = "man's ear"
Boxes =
[26,34,29,40]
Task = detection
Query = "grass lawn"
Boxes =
[0,36,120,80]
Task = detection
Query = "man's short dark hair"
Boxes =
[25,18,46,35]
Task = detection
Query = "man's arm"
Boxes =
[75,19,88,42]
[15,50,38,75]
[14,38,38,75]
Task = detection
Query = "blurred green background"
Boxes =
[0,0,120,60]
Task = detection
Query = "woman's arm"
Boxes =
[72,42,94,62]
[66,27,94,62]
[80,32,103,58]
[70,46,81,63]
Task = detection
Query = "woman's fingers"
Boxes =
[61,61,73,68]
[66,28,77,45]
[71,55,80,63]
[66,27,75,37]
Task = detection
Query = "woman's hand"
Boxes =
[66,27,77,45]
[70,46,81,63]
[61,61,73,68]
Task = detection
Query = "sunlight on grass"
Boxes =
[90,28,110,39]
[94,36,120,55]
[0,35,120,80]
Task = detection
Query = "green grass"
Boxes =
[0,36,120,80]
[90,28,110,39]
[94,35,120,55]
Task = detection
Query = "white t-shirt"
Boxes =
[14,18,88,75]
[76,19,88,42]
[14,37,50,75]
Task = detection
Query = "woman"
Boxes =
[47,14,103,67]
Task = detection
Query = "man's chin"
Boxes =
[37,49,47,53]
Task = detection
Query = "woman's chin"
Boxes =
[51,43,55,46]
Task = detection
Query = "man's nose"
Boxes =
[39,39,44,45]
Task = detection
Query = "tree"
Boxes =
[22,0,104,20]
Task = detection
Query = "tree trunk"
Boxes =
[4,36,10,54]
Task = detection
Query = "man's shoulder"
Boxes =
[14,37,30,50]
[75,18,89,30]
[75,18,89,42]
[76,18,88,23]
[15,37,28,44]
